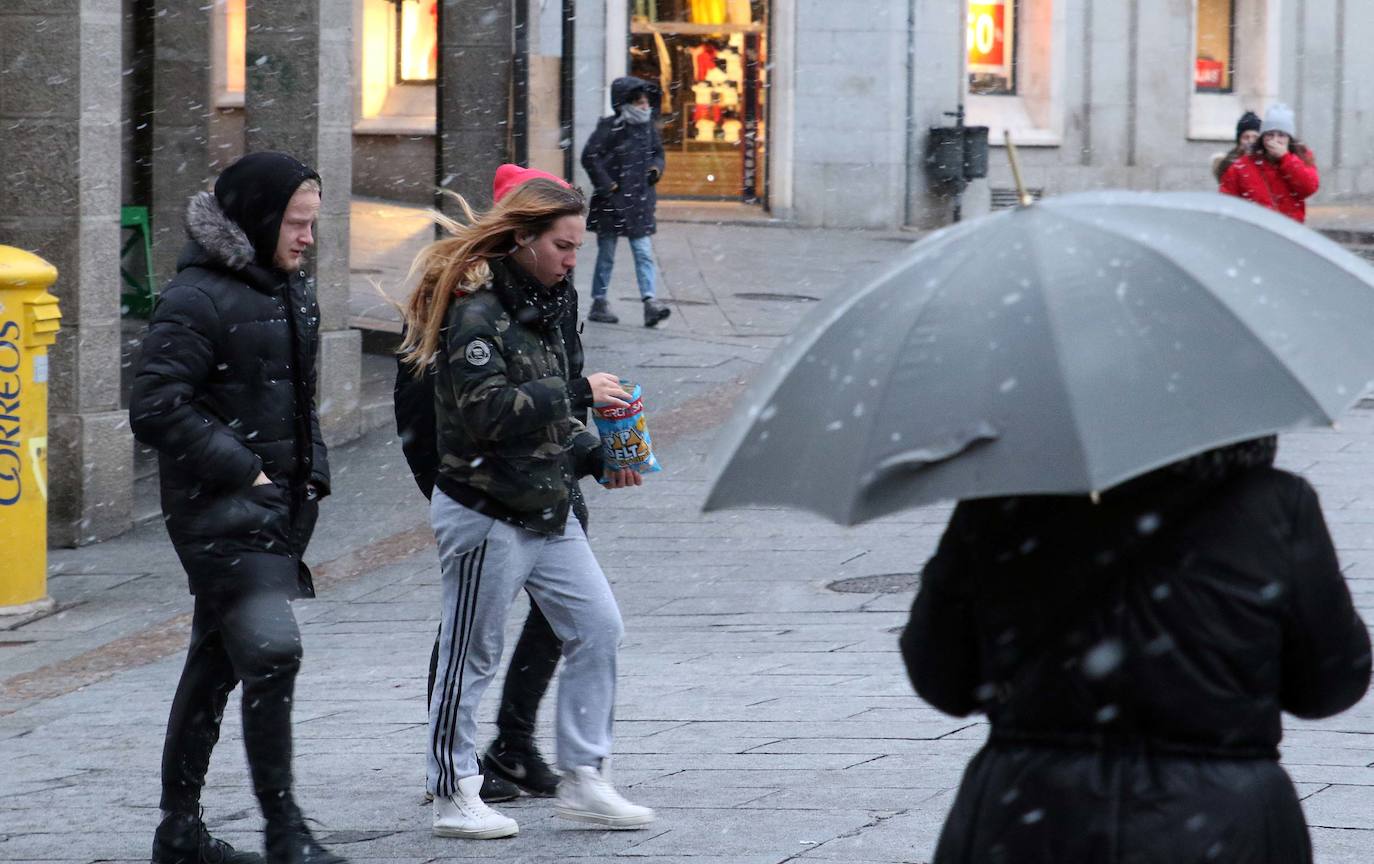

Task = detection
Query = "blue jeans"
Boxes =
[590,233,658,301]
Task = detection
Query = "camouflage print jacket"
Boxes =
[433,258,603,535]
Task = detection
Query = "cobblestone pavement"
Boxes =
[4,212,1374,863]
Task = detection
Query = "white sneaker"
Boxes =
[433,775,519,839]
[555,763,656,829]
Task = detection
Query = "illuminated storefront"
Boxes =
[628,0,769,203]
[967,0,1014,96]
[1195,0,1235,92]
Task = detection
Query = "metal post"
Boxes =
[513,0,530,166]
[561,0,576,181]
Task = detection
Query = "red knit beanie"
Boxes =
[492,164,571,202]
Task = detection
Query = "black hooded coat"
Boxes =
[582,77,665,238]
[901,446,1371,864]
[130,153,329,598]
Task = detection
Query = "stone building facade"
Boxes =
[3,0,1371,544]
[574,0,1374,228]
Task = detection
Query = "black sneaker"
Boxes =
[483,738,560,797]
[481,772,521,802]
[643,298,671,328]
[264,818,347,864]
[588,298,619,324]
[422,772,519,804]
[151,811,263,864]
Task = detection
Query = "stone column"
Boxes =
[151,3,216,288]
[245,0,361,444]
[0,3,132,545]
[439,0,515,209]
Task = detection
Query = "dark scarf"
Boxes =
[489,257,572,332]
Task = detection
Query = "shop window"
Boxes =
[394,0,438,84]
[356,0,436,134]
[630,0,769,202]
[1188,0,1272,141]
[1195,0,1235,93]
[966,0,1060,147]
[213,0,247,108]
[968,0,1016,96]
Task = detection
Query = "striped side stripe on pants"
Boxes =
[430,541,485,798]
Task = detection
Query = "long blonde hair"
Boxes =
[399,179,586,373]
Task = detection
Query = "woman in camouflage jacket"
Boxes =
[399,175,656,840]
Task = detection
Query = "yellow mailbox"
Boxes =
[0,246,61,613]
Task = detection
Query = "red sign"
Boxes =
[1195,58,1225,90]
[968,3,1008,71]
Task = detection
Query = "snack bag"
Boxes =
[592,382,662,482]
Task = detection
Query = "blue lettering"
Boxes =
[0,449,19,505]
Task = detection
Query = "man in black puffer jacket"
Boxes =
[131,152,346,864]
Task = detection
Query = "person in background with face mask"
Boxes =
[1219,103,1320,223]
[582,77,672,328]
[399,172,657,840]
[130,151,346,864]
[1212,111,1261,183]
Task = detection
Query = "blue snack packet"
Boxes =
[591,382,662,482]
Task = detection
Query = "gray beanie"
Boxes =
[1261,103,1296,137]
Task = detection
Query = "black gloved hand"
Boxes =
[647,168,661,186]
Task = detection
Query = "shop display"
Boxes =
[629,0,768,201]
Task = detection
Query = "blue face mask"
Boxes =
[622,104,652,125]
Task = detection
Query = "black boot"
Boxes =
[588,298,619,324]
[483,736,560,797]
[152,811,263,864]
[643,297,671,328]
[264,812,347,864]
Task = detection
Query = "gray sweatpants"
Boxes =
[426,489,624,798]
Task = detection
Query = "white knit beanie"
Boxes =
[1261,103,1296,137]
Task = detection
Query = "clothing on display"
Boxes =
[691,43,718,81]
[633,0,659,20]
[690,0,727,25]
[694,118,718,140]
[721,118,742,143]
[654,31,673,112]
[726,0,752,25]
[721,48,743,84]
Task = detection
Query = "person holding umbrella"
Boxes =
[1220,103,1319,222]
[901,437,1370,862]
[703,188,1374,864]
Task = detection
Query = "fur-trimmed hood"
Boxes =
[184,191,256,271]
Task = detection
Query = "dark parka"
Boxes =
[130,189,329,598]
[901,460,1371,864]
[432,258,602,535]
[582,77,665,238]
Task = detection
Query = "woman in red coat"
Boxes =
[1220,103,1319,223]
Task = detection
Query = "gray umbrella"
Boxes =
[704,191,1374,525]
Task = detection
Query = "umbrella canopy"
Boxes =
[704,191,1374,525]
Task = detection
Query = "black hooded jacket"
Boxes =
[130,153,328,597]
[901,449,1371,863]
[582,77,665,238]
